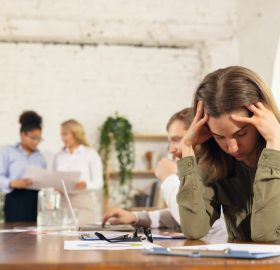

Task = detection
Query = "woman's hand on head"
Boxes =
[180,101,212,157]
[231,102,280,150]
[10,178,33,189]
[102,208,137,227]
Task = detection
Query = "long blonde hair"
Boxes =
[193,66,280,183]
[61,119,90,147]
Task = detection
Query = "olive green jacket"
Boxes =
[177,148,280,242]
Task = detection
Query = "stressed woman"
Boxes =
[177,66,280,242]
[0,111,46,222]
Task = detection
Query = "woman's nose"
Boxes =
[227,138,238,154]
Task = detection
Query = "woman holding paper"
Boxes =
[0,111,46,222]
[177,66,280,242]
[53,119,103,224]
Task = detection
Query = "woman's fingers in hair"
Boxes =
[232,102,267,123]
[246,102,268,115]
[246,103,261,116]
[196,114,209,130]
[194,100,205,122]
[255,101,267,110]
[197,113,209,127]
[230,114,253,124]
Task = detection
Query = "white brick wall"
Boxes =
[0,43,202,156]
[0,0,237,46]
[237,0,280,87]
[0,0,240,174]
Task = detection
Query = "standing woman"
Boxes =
[0,111,46,222]
[53,119,103,224]
[177,66,280,242]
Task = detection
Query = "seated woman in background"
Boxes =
[0,111,46,222]
[53,119,103,224]
[177,66,280,242]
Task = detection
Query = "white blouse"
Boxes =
[53,145,103,190]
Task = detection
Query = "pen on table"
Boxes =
[168,248,231,255]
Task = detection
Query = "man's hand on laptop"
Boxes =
[102,208,137,227]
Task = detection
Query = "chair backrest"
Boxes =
[148,181,159,207]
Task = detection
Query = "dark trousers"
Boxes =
[4,189,38,222]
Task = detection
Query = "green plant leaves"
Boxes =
[99,114,135,196]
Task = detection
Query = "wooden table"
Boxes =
[1,223,280,270]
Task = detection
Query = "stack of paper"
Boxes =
[24,166,80,194]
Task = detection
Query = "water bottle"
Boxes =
[37,188,61,226]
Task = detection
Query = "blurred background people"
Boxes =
[0,111,46,222]
[53,119,103,224]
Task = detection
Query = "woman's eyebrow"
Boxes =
[210,125,248,137]
[171,136,181,141]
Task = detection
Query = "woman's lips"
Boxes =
[233,153,243,158]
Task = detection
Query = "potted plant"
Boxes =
[99,114,135,197]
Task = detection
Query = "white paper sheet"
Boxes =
[173,243,280,253]
[64,240,158,250]
[24,166,80,194]
[152,232,186,240]
[0,229,30,233]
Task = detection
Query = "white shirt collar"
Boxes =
[64,144,86,155]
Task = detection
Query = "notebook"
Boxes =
[145,243,280,259]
